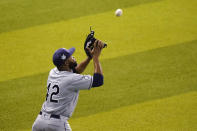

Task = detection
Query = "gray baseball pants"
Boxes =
[32,112,72,131]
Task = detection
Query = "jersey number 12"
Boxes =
[46,83,59,103]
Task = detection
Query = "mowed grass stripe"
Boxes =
[0,40,197,130]
[69,92,197,131]
[19,92,197,131]
[0,0,161,33]
[0,0,196,82]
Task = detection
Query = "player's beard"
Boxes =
[69,61,78,69]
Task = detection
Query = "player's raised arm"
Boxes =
[74,57,92,74]
[91,40,104,87]
[70,40,104,90]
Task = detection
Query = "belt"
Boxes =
[39,111,60,119]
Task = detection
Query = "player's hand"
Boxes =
[86,47,93,59]
[93,40,103,59]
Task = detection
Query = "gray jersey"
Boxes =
[41,67,93,118]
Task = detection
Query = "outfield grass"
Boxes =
[69,92,197,131]
[0,0,197,130]
[0,0,196,82]
[0,0,161,33]
[1,40,197,130]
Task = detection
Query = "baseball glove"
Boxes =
[84,30,96,58]
[84,27,107,58]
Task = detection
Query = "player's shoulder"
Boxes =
[49,67,73,77]
[48,68,77,85]
[48,67,92,82]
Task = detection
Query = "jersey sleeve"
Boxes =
[70,74,93,90]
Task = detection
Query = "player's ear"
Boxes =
[64,59,70,66]
[64,60,68,65]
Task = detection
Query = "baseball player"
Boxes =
[32,40,104,131]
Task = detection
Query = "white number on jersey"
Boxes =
[46,83,59,103]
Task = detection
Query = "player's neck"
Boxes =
[57,66,72,72]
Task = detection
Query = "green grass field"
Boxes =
[0,0,197,130]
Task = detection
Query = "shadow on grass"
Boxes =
[0,0,162,33]
[0,40,197,130]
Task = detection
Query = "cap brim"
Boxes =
[67,47,75,56]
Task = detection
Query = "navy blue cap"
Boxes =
[53,47,75,67]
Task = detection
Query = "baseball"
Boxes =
[115,9,123,17]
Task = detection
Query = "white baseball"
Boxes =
[115,9,123,17]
